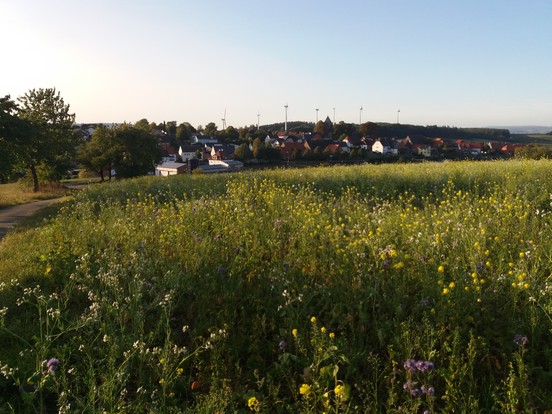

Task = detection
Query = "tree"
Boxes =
[252,137,265,159]
[16,88,78,191]
[78,125,121,181]
[313,120,326,135]
[176,122,196,143]
[0,95,25,182]
[233,143,253,161]
[360,122,378,138]
[204,122,218,137]
[112,124,162,178]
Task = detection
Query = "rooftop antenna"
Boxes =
[221,108,227,130]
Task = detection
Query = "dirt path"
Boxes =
[0,198,63,240]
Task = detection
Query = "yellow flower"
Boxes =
[519,252,525,258]
[321,326,326,333]
[329,332,335,339]
[159,378,165,385]
[310,316,317,323]
[159,358,166,365]
[442,288,450,295]
[334,384,344,396]
[448,282,455,289]
[247,396,260,410]
[292,328,298,337]
[393,261,404,269]
[437,265,445,273]
[176,368,184,376]
[299,383,311,395]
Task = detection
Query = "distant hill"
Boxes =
[489,126,552,134]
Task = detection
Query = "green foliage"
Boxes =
[2,160,552,412]
[515,144,552,159]
[233,143,253,162]
[79,123,161,179]
[16,88,78,191]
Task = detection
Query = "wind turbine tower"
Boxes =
[257,112,260,130]
[221,109,227,130]
[284,103,288,133]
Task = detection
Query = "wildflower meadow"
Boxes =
[1,159,552,412]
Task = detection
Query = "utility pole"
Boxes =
[284,103,288,134]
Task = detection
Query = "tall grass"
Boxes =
[0,183,68,209]
[1,160,552,412]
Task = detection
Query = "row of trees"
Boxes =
[78,123,161,181]
[1,88,163,190]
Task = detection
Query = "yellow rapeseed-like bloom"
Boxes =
[329,332,335,339]
[176,368,184,376]
[334,384,344,396]
[310,316,317,323]
[448,282,455,289]
[519,252,525,258]
[442,288,450,295]
[437,265,445,273]
[321,326,326,333]
[299,383,311,395]
[247,396,260,410]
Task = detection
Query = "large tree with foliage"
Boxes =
[112,123,162,178]
[77,125,121,181]
[0,95,25,182]
[15,88,78,191]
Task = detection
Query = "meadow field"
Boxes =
[1,160,552,413]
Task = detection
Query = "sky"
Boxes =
[1,0,551,129]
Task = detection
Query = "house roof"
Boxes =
[156,162,186,170]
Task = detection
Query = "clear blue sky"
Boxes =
[1,0,551,129]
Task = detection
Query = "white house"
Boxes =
[178,145,199,162]
[155,161,187,176]
[372,138,398,155]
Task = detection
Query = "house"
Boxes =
[342,135,361,148]
[179,145,200,162]
[155,161,187,176]
[372,138,398,155]
[280,142,306,159]
[192,133,218,145]
[211,144,236,160]
[197,159,244,174]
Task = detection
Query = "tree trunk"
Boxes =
[30,164,39,192]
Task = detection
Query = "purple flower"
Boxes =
[421,384,435,396]
[278,340,286,351]
[514,334,528,346]
[416,360,435,373]
[46,358,60,375]
[404,359,417,374]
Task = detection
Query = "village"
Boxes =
[152,128,523,176]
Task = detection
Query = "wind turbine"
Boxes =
[221,109,227,130]
[257,112,260,130]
